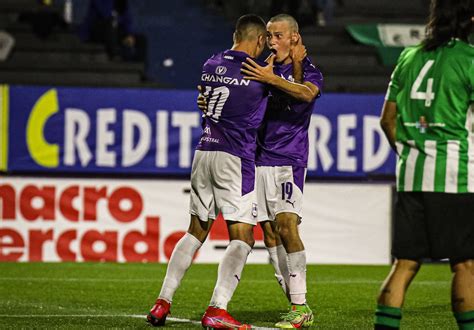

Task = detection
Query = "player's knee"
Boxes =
[394,258,421,273]
[232,236,255,248]
[228,224,255,247]
[260,223,276,247]
[450,259,474,273]
[246,230,256,247]
[187,229,208,243]
[276,220,298,241]
[263,236,275,248]
[187,216,212,243]
[277,225,291,241]
[246,237,255,248]
[242,230,255,247]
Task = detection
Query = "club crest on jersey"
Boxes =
[215,66,227,75]
[252,203,258,217]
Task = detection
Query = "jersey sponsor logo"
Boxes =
[280,74,295,83]
[201,73,250,86]
[223,55,234,60]
[403,116,446,133]
[200,136,219,144]
[215,66,227,75]
[200,125,219,144]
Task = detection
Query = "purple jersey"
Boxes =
[256,57,323,167]
[196,50,268,160]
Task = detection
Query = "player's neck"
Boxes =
[231,43,256,58]
[274,51,292,65]
[282,56,293,65]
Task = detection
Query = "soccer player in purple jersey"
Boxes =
[146,14,268,329]
[241,14,323,328]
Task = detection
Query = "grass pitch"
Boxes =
[0,262,456,329]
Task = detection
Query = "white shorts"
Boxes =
[189,150,258,225]
[256,165,306,222]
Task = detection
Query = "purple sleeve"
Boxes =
[303,60,323,96]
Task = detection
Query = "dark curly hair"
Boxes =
[423,0,474,51]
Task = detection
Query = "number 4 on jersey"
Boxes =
[410,60,435,107]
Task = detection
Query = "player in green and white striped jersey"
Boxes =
[387,36,474,193]
[375,1,474,329]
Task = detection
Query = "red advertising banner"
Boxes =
[0,177,391,264]
[0,177,265,263]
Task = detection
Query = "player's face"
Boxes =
[266,21,297,62]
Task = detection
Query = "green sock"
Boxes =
[374,304,402,329]
[454,310,474,330]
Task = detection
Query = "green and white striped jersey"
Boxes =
[386,39,474,193]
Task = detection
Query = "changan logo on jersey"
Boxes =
[215,66,227,75]
[201,73,250,86]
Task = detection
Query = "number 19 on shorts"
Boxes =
[281,182,293,200]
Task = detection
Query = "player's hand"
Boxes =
[241,55,276,84]
[289,34,306,63]
[264,50,276,63]
[196,85,208,114]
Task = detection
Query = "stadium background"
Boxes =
[1,0,458,328]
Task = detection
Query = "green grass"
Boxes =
[0,263,457,329]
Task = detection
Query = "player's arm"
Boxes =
[292,59,303,84]
[288,37,321,100]
[196,85,207,114]
[241,55,318,103]
[290,34,305,84]
[380,100,397,152]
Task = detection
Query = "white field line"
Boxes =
[0,314,274,329]
[0,314,197,323]
[0,277,449,285]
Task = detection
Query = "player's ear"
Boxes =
[258,34,265,49]
[290,32,299,45]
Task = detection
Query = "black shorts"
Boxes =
[392,192,474,262]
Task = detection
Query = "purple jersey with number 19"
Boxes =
[196,49,269,161]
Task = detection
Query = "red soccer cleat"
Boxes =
[146,298,171,327]
[201,306,251,329]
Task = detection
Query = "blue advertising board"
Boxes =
[2,85,396,178]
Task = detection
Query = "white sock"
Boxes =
[268,246,288,297]
[159,232,202,302]
[210,240,252,310]
[287,250,307,305]
[276,244,290,291]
